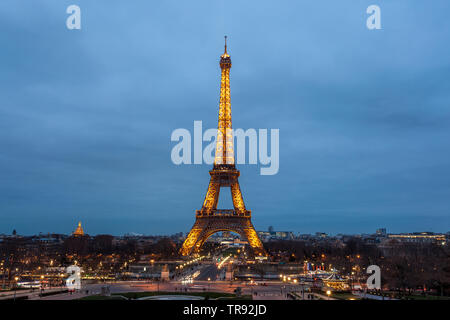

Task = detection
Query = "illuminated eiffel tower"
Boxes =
[180,37,266,256]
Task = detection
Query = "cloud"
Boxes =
[0,0,449,235]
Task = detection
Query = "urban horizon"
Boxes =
[2,222,448,238]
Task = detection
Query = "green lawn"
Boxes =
[79,295,127,300]
[400,294,450,300]
[216,295,252,300]
[362,291,450,300]
[331,292,361,300]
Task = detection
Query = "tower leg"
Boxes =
[242,224,266,256]
[180,220,204,256]
[230,180,246,214]
[202,179,220,213]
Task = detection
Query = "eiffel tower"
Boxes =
[180,37,266,256]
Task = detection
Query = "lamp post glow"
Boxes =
[14,276,19,301]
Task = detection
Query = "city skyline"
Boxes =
[1,221,448,238]
[1,1,450,236]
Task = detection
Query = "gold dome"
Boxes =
[73,221,84,236]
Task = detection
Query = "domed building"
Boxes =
[65,221,90,254]
[72,221,85,236]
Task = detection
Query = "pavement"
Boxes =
[353,291,397,300]
[23,280,297,300]
[0,287,71,300]
[2,259,305,301]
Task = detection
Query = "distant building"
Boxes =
[72,221,85,236]
[222,231,232,238]
[257,231,271,237]
[273,231,294,240]
[268,226,274,233]
[170,232,185,243]
[257,230,294,241]
[387,232,446,245]
[376,228,387,237]
[93,234,114,252]
[315,232,328,238]
[256,231,271,242]
[65,221,89,254]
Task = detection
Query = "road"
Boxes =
[196,264,221,281]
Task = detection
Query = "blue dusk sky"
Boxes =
[0,1,449,235]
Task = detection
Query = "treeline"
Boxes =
[265,238,450,296]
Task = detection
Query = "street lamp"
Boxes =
[14,276,19,301]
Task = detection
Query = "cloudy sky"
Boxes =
[1,1,449,235]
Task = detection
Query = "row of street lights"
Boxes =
[279,274,298,283]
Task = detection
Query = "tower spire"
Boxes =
[224,35,227,54]
[216,37,233,166]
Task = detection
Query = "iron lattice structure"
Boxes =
[180,38,266,256]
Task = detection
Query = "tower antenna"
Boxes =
[224,35,227,53]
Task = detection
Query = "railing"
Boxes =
[213,209,235,216]
[196,210,251,217]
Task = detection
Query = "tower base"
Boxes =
[180,215,266,256]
